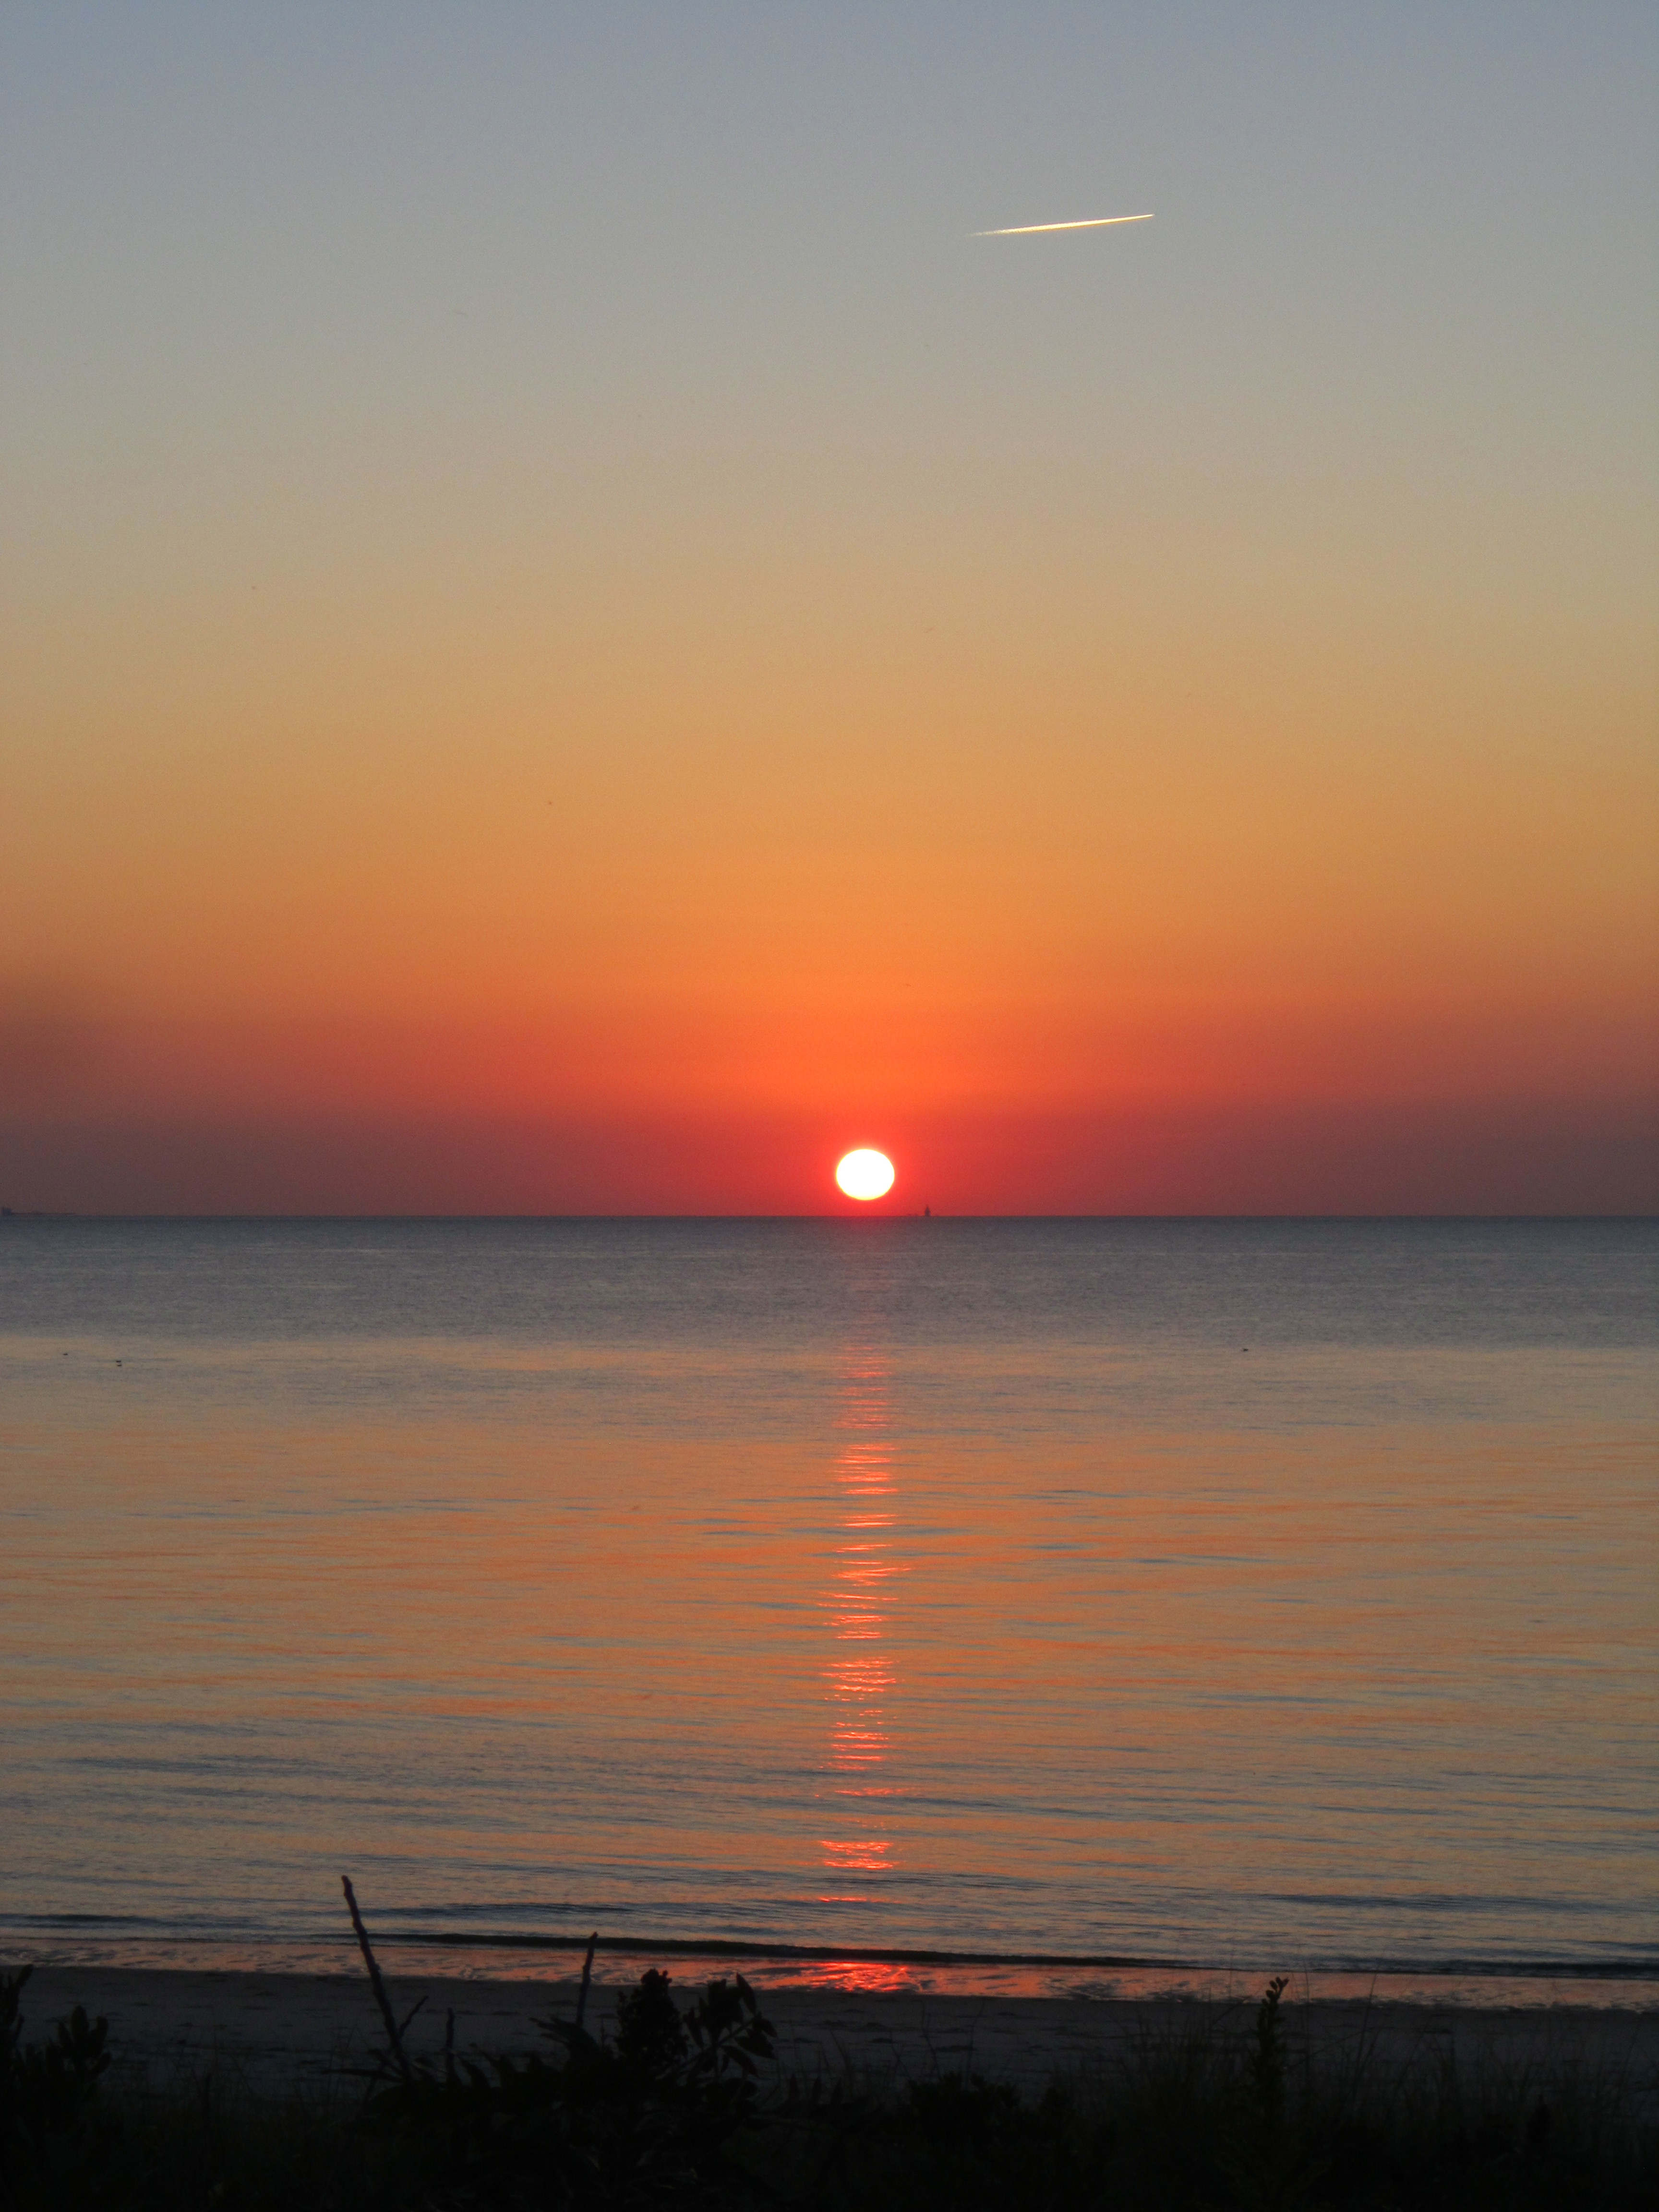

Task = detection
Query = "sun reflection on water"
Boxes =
[816,1348,902,1904]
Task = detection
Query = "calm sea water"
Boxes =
[2,1219,1655,1997]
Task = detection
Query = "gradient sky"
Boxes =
[3,2,1655,1212]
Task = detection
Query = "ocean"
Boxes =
[2,1217,1654,2001]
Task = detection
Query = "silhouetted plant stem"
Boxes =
[340,1875,412,2088]
[576,1930,598,2033]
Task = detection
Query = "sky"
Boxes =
[3,1,1655,1213]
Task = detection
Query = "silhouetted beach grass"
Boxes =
[5,1949,1655,2210]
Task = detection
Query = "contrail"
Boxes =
[974,213,1154,236]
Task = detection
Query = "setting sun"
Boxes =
[835,1150,895,1202]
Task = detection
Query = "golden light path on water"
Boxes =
[817,1347,902,1958]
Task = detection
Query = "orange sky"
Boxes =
[2,5,1655,1211]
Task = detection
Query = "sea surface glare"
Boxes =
[2,1219,1654,1995]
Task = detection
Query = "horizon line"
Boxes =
[3,1211,1650,1226]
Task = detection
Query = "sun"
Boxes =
[835,1149,895,1202]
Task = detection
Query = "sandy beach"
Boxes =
[18,1965,1659,2110]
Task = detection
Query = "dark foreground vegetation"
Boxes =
[4,1948,1653,2212]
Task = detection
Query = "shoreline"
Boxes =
[302,1928,1659,1975]
[13,1963,1659,2104]
[8,1932,1657,2014]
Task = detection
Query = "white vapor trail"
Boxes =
[974,213,1154,235]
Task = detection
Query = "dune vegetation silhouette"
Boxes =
[1,1885,1653,2209]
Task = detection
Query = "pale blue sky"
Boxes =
[6,3,1653,608]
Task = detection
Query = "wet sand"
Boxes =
[17,1966,1659,2106]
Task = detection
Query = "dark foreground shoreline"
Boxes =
[9,1964,1657,2208]
[17,1963,1659,2096]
